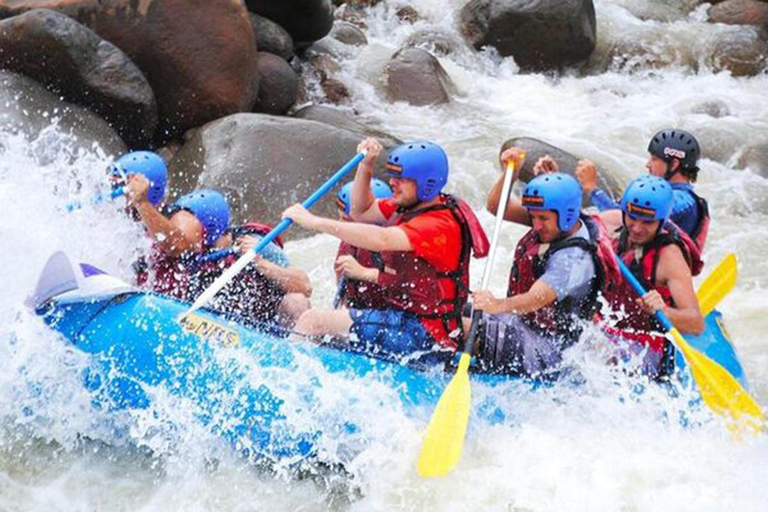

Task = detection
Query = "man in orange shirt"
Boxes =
[283,138,488,363]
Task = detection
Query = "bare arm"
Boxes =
[472,279,557,315]
[135,203,203,257]
[349,137,387,225]
[651,245,704,335]
[253,257,313,297]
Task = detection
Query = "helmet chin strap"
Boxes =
[663,160,680,181]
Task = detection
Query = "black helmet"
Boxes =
[647,129,700,175]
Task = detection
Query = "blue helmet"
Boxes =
[173,189,230,246]
[620,175,674,222]
[111,151,167,206]
[522,173,582,232]
[385,141,448,202]
[336,178,393,215]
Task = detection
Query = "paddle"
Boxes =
[417,159,517,478]
[696,253,736,316]
[180,151,367,320]
[617,257,765,432]
[65,186,126,212]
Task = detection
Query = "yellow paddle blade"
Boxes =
[670,328,765,433]
[418,353,472,477]
[697,254,737,316]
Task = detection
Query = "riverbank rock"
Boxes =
[708,30,768,76]
[708,0,768,29]
[250,13,294,61]
[404,27,466,57]
[0,0,258,140]
[252,52,298,115]
[0,71,125,159]
[167,114,396,237]
[0,9,156,147]
[245,0,334,46]
[385,48,454,106]
[459,0,597,71]
[500,137,623,205]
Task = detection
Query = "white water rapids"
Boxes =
[2,1,768,510]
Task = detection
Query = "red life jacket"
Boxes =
[506,214,621,341]
[602,222,704,355]
[335,242,389,310]
[376,194,489,349]
[689,190,710,251]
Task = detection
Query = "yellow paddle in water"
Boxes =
[696,253,736,316]
[618,256,764,433]
[417,159,518,478]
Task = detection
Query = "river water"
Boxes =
[2,1,768,510]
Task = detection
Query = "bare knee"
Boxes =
[279,293,311,328]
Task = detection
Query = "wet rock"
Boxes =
[252,52,298,115]
[691,125,743,164]
[708,30,768,76]
[708,0,768,29]
[333,4,368,29]
[690,100,731,118]
[0,9,156,147]
[291,104,401,148]
[0,0,259,140]
[738,142,768,177]
[500,137,623,205]
[331,20,367,46]
[459,0,597,71]
[396,6,421,24]
[245,0,334,46]
[167,113,396,237]
[250,13,294,61]
[321,78,351,104]
[404,27,466,57]
[384,48,454,106]
[0,71,125,158]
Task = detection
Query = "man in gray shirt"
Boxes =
[473,148,618,379]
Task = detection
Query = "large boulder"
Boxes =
[291,105,401,148]
[459,0,597,71]
[167,114,398,238]
[330,20,367,46]
[738,142,768,178]
[708,0,768,29]
[245,0,334,46]
[0,9,156,147]
[249,13,294,61]
[252,52,298,115]
[708,30,768,76]
[384,48,454,106]
[0,0,259,139]
[500,137,623,205]
[0,71,125,159]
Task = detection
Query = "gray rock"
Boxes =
[385,48,454,106]
[738,142,768,177]
[0,0,259,140]
[245,0,334,46]
[708,30,768,76]
[690,100,731,118]
[500,137,623,205]
[252,52,298,115]
[459,0,597,71]
[0,71,126,159]
[0,9,156,147]
[331,20,366,46]
[291,105,401,148]
[167,113,397,237]
[249,13,294,61]
[404,27,466,56]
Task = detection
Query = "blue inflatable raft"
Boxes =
[29,252,749,466]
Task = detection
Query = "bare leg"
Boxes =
[293,309,354,340]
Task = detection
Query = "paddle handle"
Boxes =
[480,161,516,290]
[616,259,673,331]
[182,150,366,318]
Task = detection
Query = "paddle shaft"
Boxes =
[464,161,516,354]
[65,186,125,212]
[616,259,674,331]
[182,151,367,318]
